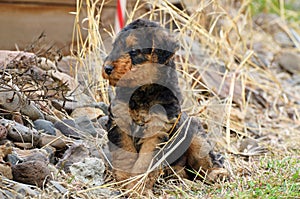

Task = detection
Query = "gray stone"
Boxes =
[74,116,97,137]
[7,154,22,165]
[92,102,109,115]
[21,102,44,121]
[0,118,40,145]
[57,143,90,172]
[69,157,105,186]
[0,88,23,112]
[277,52,300,74]
[98,115,109,130]
[53,119,80,138]
[34,119,56,136]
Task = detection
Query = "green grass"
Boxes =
[156,155,300,198]
[251,0,300,21]
[208,156,300,198]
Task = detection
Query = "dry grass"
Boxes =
[65,0,300,198]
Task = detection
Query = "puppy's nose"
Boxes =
[104,65,114,75]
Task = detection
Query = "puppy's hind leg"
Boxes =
[186,134,229,182]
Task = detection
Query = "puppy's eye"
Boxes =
[129,49,139,56]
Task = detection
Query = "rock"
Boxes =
[54,116,106,138]
[71,107,104,120]
[38,133,70,149]
[251,38,279,67]
[12,160,52,188]
[50,70,79,92]
[39,57,57,71]
[98,115,109,130]
[201,68,243,104]
[43,146,57,164]
[74,116,98,137]
[91,101,109,115]
[0,50,36,69]
[51,92,95,112]
[0,88,24,112]
[87,140,111,163]
[51,109,67,120]
[49,180,68,194]
[23,151,49,163]
[277,51,300,74]
[7,154,22,165]
[0,180,39,198]
[54,119,81,138]
[237,138,267,156]
[14,142,34,149]
[56,56,77,76]
[1,118,40,145]
[254,13,296,47]
[0,142,12,160]
[44,114,60,124]
[0,123,8,140]
[69,157,105,186]
[7,180,39,198]
[34,119,56,136]
[0,162,13,179]
[12,114,24,125]
[57,143,90,173]
[238,138,259,153]
[13,148,54,164]
[21,102,44,121]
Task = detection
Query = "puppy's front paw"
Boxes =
[206,168,229,182]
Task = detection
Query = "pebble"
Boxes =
[51,92,94,112]
[71,107,104,120]
[98,115,109,130]
[57,143,90,172]
[12,160,52,188]
[7,154,22,165]
[0,89,23,112]
[49,180,68,194]
[56,56,77,77]
[54,119,81,138]
[34,119,56,136]
[39,57,57,71]
[1,118,40,145]
[14,142,34,149]
[238,138,259,153]
[74,116,98,137]
[254,13,295,47]
[0,162,13,179]
[92,101,109,115]
[21,102,44,121]
[23,150,49,163]
[0,142,12,160]
[69,157,105,186]
[38,133,69,149]
[277,51,300,74]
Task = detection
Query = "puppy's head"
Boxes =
[102,19,179,86]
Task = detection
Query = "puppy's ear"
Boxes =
[153,30,179,64]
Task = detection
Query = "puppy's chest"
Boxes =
[112,84,181,148]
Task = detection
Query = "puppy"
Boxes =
[102,19,228,194]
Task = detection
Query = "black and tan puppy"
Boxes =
[102,19,228,194]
